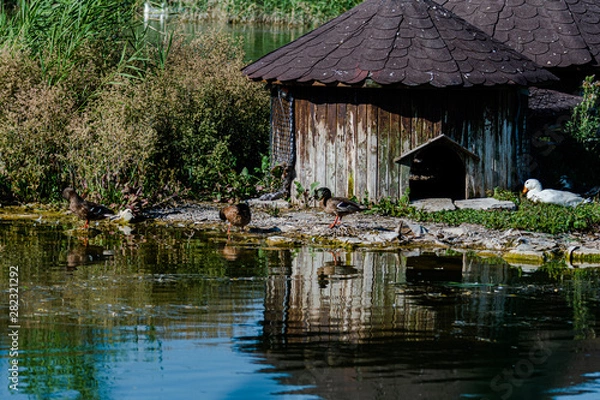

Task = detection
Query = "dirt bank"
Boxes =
[144,200,600,267]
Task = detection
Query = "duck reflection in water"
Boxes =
[222,245,242,261]
[317,252,360,288]
[66,244,113,270]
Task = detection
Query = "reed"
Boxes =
[0,0,145,87]
[174,0,362,25]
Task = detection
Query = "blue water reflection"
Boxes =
[548,372,600,399]
[0,222,599,399]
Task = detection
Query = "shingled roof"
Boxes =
[438,0,600,68]
[242,0,556,87]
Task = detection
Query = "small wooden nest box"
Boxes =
[242,0,557,201]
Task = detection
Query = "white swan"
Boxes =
[522,179,585,207]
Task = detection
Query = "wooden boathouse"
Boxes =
[242,0,557,201]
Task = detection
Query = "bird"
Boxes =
[313,187,367,228]
[219,203,251,237]
[62,187,115,228]
[110,208,135,223]
[522,179,586,207]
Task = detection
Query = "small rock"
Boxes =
[336,237,363,245]
[266,236,296,246]
[248,198,290,209]
[399,219,428,237]
[514,243,535,252]
[441,226,468,237]
[570,247,600,266]
[503,249,547,265]
[454,197,517,211]
[410,198,456,212]
[359,231,399,244]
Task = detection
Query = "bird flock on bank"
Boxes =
[61,177,596,235]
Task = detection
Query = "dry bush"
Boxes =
[0,50,74,201]
[140,31,270,198]
[66,31,269,202]
[0,31,270,204]
[67,81,162,205]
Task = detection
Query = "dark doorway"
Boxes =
[409,145,465,200]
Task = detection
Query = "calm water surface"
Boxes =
[1,220,600,399]
[146,19,308,61]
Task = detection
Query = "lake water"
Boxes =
[145,18,309,61]
[1,220,600,399]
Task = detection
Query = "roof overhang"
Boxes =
[394,134,480,163]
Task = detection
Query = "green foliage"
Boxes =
[566,76,600,154]
[293,181,320,207]
[0,0,143,87]
[491,187,520,203]
[66,32,270,203]
[0,0,270,204]
[538,75,600,186]
[255,156,282,195]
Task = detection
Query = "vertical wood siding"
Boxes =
[290,86,525,201]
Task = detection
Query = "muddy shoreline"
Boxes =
[142,200,600,267]
[2,199,600,267]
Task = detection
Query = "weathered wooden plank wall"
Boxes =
[290,86,526,201]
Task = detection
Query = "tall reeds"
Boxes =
[174,0,362,25]
[1,0,142,87]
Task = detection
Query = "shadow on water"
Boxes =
[0,221,599,399]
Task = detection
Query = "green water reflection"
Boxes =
[145,19,308,61]
[0,221,599,399]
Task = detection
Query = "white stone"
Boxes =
[410,198,456,212]
[454,197,516,211]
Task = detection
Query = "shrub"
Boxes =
[566,76,600,154]
[63,31,269,204]
[556,75,600,186]
[0,10,270,204]
[0,50,74,201]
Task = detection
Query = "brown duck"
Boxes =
[62,187,114,228]
[219,203,251,235]
[313,187,367,228]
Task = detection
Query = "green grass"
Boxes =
[370,194,600,235]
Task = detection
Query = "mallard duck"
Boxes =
[522,179,585,207]
[219,203,251,235]
[62,187,114,228]
[313,187,367,228]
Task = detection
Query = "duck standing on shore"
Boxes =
[62,187,115,228]
[219,203,252,237]
[522,179,586,207]
[313,187,367,228]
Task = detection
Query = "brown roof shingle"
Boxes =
[242,0,556,87]
[438,0,600,68]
